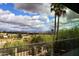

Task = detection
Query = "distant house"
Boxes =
[3,35,8,38]
[0,33,8,39]
[3,34,8,38]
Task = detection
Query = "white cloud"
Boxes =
[32,15,40,19]
[14,4,79,30]
[0,9,11,15]
[0,9,50,32]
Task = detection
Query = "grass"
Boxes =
[0,34,54,48]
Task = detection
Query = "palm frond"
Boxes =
[51,8,54,12]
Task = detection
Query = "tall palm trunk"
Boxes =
[56,16,60,40]
[51,14,57,55]
[54,14,56,39]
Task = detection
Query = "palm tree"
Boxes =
[50,3,66,40]
[50,3,57,39]
[50,3,66,56]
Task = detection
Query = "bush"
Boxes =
[59,26,79,39]
[40,35,53,43]
[3,40,26,48]
[31,35,43,43]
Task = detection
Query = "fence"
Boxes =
[0,37,79,56]
[0,42,52,56]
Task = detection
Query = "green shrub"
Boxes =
[3,40,26,48]
[31,35,43,43]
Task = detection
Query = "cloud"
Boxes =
[15,3,51,14]
[0,9,11,15]
[15,3,79,30]
[0,9,50,32]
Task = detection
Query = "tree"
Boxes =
[50,3,66,56]
[50,3,66,40]
[31,35,43,43]
[17,33,22,39]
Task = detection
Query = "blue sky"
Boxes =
[0,3,53,18]
[0,3,54,33]
[0,3,40,16]
[0,3,78,32]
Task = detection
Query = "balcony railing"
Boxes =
[0,42,52,56]
[0,37,79,56]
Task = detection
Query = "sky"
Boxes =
[0,3,79,33]
[0,3,54,33]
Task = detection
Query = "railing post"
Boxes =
[14,48,17,56]
[31,46,37,56]
[34,46,38,55]
[31,46,35,56]
[41,46,43,52]
[24,51,27,56]
[41,46,44,55]
[21,51,24,56]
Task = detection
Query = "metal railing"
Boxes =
[0,37,79,56]
[0,42,52,56]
